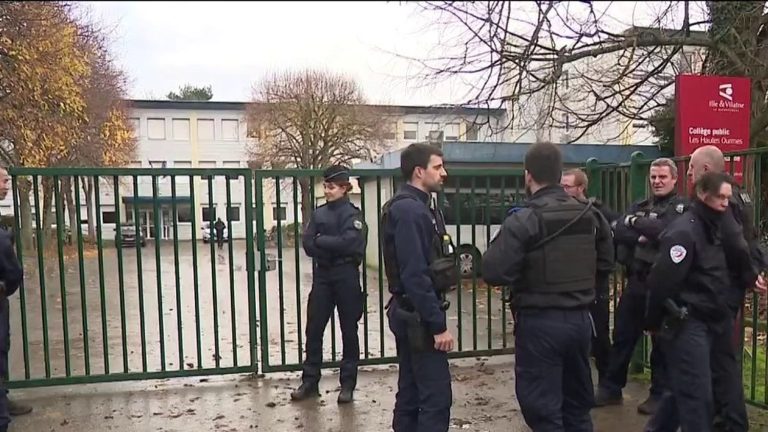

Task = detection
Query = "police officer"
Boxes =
[658,145,768,432]
[291,165,367,404]
[595,157,688,415]
[561,168,620,381]
[0,166,24,432]
[482,142,614,431]
[382,143,455,432]
[643,172,763,432]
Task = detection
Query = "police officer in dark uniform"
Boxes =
[643,171,762,432]
[291,165,367,404]
[561,168,620,381]
[382,143,455,432]
[482,142,614,431]
[595,158,688,415]
[667,145,767,432]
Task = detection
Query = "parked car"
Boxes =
[201,223,229,243]
[114,225,146,248]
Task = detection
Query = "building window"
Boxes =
[444,123,460,141]
[465,122,479,141]
[272,206,286,221]
[129,118,140,138]
[147,118,166,140]
[222,119,239,140]
[199,161,216,180]
[403,122,418,140]
[172,119,190,141]
[177,206,193,223]
[197,119,215,141]
[223,161,240,180]
[173,161,192,183]
[201,206,216,222]
[227,206,241,222]
[102,211,116,224]
[384,122,397,140]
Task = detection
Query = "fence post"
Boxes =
[628,151,647,374]
[585,157,602,199]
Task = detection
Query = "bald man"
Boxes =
[647,145,767,432]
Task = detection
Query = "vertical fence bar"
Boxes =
[359,174,370,359]
[470,177,478,350]
[189,176,202,368]
[292,176,302,363]
[53,176,72,376]
[170,176,184,371]
[498,176,508,349]
[112,176,128,373]
[32,176,51,377]
[151,176,166,371]
[376,176,385,357]
[226,177,238,366]
[206,176,220,369]
[255,172,270,371]
[243,170,257,371]
[73,176,90,375]
[93,177,109,375]
[274,176,286,365]
[132,176,148,372]
[484,176,492,350]
[454,177,463,351]
[10,175,30,379]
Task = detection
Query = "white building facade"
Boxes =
[2,100,509,242]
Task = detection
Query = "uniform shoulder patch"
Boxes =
[675,203,685,214]
[353,220,364,230]
[669,245,687,264]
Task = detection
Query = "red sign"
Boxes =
[675,74,751,183]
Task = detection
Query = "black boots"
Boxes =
[337,387,354,404]
[290,383,320,401]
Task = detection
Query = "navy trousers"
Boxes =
[387,301,452,432]
[515,308,594,432]
[300,264,364,390]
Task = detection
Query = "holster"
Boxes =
[658,299,688,341]
[392,305,434,353]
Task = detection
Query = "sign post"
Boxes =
[674,75,751,183]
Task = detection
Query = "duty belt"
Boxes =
[315,256,360,268]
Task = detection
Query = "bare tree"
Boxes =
[412,1,768,145]
[246,69,388,225]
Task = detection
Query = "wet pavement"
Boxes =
[10,355,661,431]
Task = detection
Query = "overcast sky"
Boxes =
[83,1,703,106]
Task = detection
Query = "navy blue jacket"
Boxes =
[302,197,367,266]
[383,184,446,335]
[0,229,22,297]
[614,193,689,251]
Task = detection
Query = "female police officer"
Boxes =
[290,165,367,404]
[643,171,762,431]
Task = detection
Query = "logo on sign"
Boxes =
[719,83,733,101]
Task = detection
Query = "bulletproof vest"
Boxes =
[381,193,457,293]
[730,185,757,243]
[522,195,597,294]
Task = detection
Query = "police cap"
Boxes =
[323,164,350,183]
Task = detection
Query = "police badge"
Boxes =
[675,203,684,214]
[353,220,364,230]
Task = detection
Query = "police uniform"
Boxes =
[382,183,454,432]
[0,228,23,432]
[482,185,614,431]
[590,199,620,381]
[595,192,688,411]
[291,166,367,404]
[643,199,745,432]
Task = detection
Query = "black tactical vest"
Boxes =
[381,193,455,294]
[521,196,597,294]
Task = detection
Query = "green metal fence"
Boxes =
[6,167,258,388]
[5,149,768,408]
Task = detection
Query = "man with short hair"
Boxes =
[595,158,689,415]
[382,143,455,432]
[561,168,619,381]
[483,142,614,431]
